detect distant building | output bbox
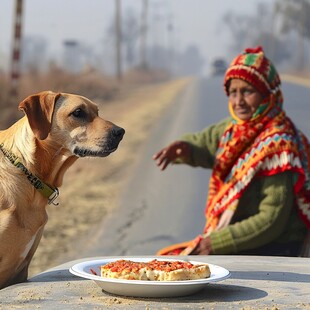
[22,35,48,72]
[62,40,83,73]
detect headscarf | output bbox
[204,46,310,235]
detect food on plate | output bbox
[100,259,211,281]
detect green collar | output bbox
[0,143,59,205]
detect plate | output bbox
[69,257,231,297]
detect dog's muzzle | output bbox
[73,126,125,157]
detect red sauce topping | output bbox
[102,259,194,273]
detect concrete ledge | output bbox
[0,256,309,309]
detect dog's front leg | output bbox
[9,228,44,287]
[4,263,29,288]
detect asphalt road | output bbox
[83,76,310,257]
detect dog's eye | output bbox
[71,108,86,118]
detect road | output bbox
[82,76,310,257]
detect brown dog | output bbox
[0,91,125,289]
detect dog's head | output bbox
[19,91,125,157]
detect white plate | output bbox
[69,257,231,297]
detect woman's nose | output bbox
[233,91,245,105]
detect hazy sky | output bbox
[0,0,273,73]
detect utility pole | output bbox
[140,0,148,69]
[10,0,23,99]
[115,0,122,81]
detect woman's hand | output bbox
[191,236,212,255]
[153,141,191,171]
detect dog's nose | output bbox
[112,126,125,139]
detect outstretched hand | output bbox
[191,236,212,255]
[153,141,191,171]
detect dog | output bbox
[0,91,125,289]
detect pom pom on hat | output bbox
[244,46,264,54]
[224,46,281,96]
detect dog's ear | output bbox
[19,91,61,140]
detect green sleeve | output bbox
[209,171,295,254]
[175,117,231,168]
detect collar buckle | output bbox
[48,188,59,206]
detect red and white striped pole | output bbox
[10,0,23,98]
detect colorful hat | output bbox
[224,46,281,96]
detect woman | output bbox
[153,46,310,257]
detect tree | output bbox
[222,2,291,66]
[275,0,310,39]
[106,6,142,72]
[275,0,310,69]
[122,8,140,67]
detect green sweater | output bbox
[178,117,307,254]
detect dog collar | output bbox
[0,143,59,205]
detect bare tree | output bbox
[222,2,290,66]
[122,9,140,67]
[106,4,142,73]
[275,0,310,68]
[276,0,310,39]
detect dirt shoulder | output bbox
[281,73,310,88]
[29,77,192,277]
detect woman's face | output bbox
[228,79,264,121]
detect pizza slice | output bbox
[100,259,211,281]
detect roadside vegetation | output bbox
[0,66,170,129]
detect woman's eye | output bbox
[71,108,85,118]
[244,89,255,96]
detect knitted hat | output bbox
[224,46,281,96]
